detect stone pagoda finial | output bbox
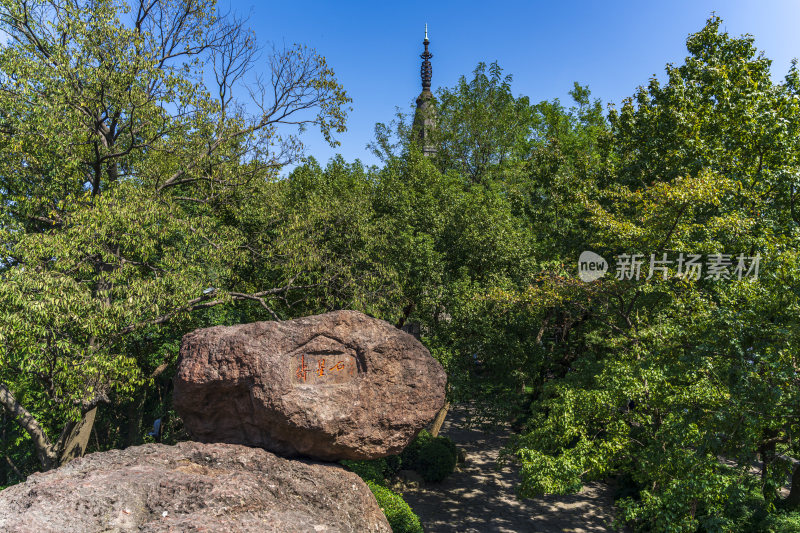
[420,24,432,93]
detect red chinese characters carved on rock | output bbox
[295,354,310,382]
[293,353,356,385]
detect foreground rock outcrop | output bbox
[0,441,391,533]
[174,310,447,461]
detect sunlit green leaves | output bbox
[510,16,800,532]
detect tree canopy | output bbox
[0,0,350,471]
[1,9,799,532]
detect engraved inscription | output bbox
[290,335,358,385]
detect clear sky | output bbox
[226,0,800,170]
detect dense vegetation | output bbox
[367,481,425,533]
[342,430,458,530]
[343,429,458,485]
[340,429,458,533]
[0,2,798,531]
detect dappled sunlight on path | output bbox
[401,406,617,533]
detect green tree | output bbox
[431,62,537,184]
[368,55,612,435]
[279,155,401,317]
[0,0,350,476]
[511,17,800,532]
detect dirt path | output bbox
[400,406,618,533]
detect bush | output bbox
[367,481,424,533]
[400,429,433,468]
[438,434,458,462]
[340,458,387,484]
[384,454,403,477]
[344,430,458,487]
[414,439,457,482]
[340,455,405,483]
[400,429,458,483]
[749,509,800,533]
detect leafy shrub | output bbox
[343,431,458,486]
[400,429,458,483]
[414,439,457,482]
[340,455,405,483]
[340,458,387,484]
[749,509,800,533]
[384,454,403,477]
[400,429,433,468]
[367,481,424,533]
[438,434,458,462]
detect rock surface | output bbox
[173,310,447,461]
[0,441,391,533]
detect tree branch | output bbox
[0,382,56,468]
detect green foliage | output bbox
[281,156,402,317]
[341,455,424,533]
[753,510,800,533]
[340,458,390,484]
[432,61,537,184]
[413,439,457,483]
[340,454,404,485]
[400,429,457,483]
[367,481,424,533]
[1,6,796,532]
[384,454,403,477]
[399,429,432,469]
[506,15,800,532]
[0,0,351,476]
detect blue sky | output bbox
[227,0,800,170]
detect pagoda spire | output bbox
[414,25,436,157]
[420,24,432,93]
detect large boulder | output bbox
[0,441,391,533]
[173,310,447,461]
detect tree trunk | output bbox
[4,454,23,480]
[760,433,779,503]
[0,382,58,469]
[57,407,97,466]
[785,462,800,510]
[429,402,450,438]
[0,382,99,471]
